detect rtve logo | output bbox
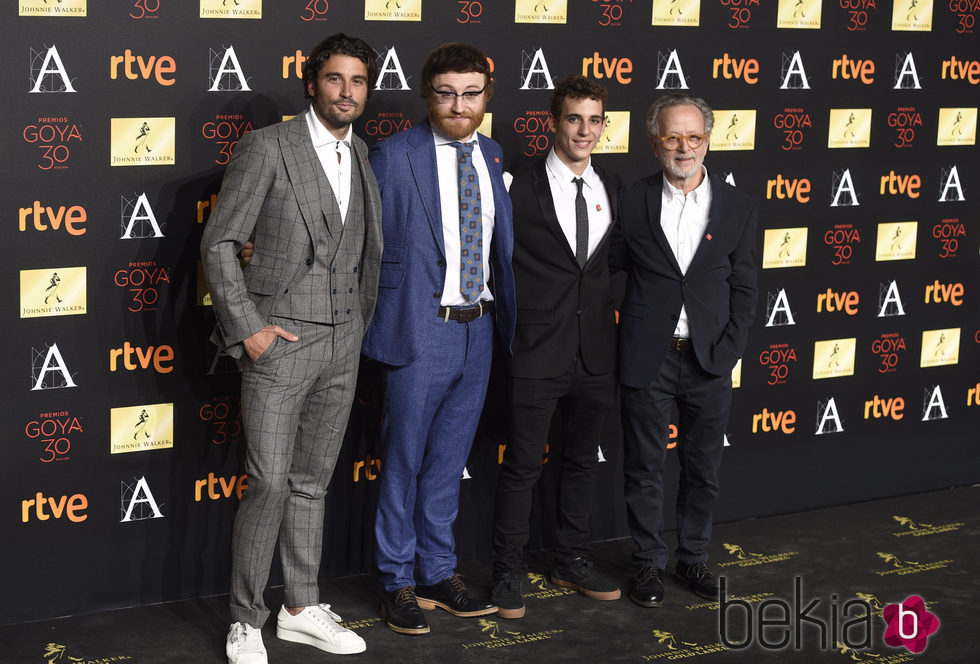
[766,174,810,203]
[197,194,218,224]
[924,280,964,306]
[109,342,175,373]
[968,382,980,407]
[109,50,176,85]
[19,201,87,236]
[354,454,382,482]
[282,50,307,79]
[581,52,633,84]
[941,56,980,84]
[751,408,796,434]
[864,394,905,421]
[21,491,88,523]
[817,288,859,315]
[880,171,921,198]
[831,54,875,84]
[712,53,759,84]
[195,473,247,501]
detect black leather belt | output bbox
[437,301,492,323]
[670,337,691,351]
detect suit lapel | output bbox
[531,162,578,266]
[281,112,331,244]
[407,120,445,256]
[646,175,683,274]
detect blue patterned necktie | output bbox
[451,141,483,303]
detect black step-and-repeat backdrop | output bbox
[3,0,977,626]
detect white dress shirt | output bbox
[433,126,496,306]
[544,149,612,261]
[660,167,712,338]
[306,105,352,223]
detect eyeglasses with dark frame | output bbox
[432,87,487,104]
[657,133,708,150]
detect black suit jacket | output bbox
[609,171,758,388]
[508,157,621,379]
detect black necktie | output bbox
[573,177,588,268]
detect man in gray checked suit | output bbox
[201,33,382,664]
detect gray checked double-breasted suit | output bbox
[201,109,382,627]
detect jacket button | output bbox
[346,309,351,314]
[437,259,446,267]
[349,288,354,293]
[576,310,582,315]
[433,291,441,299]
[331,267,336,273]
[283,288,289,294]
[305,258,312,266]
[353,266,358,273]
[332,289,337,294]
[334,310,339,315]
[682,280,689,286]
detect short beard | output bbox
[429,104,484,140]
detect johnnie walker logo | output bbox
[891,514,964,537]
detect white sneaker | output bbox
[277,604,366,655]
[226,622,268,664]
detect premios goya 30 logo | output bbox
[710,110,756,151]
[515,0,567,24]
[777,0,821,28]
[828,109,872,148]
[812,338,856,379]
[110,403,174,454]
[936,107,977,146]
[200,0,261,18]
[875,221,917,261]
[892,0,933,31]
[19,0,86,16]
[366,0,422,21]
[652,0,700,26]
[20,267,86,318]
[762,228,808,269]
[110,118,175,166]
[593,111,629,154]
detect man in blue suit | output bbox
[610,93,758,608]
[363,42,516,635]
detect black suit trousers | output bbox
[492,360,616,574]
[621,346,732,570]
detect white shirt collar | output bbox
[546,148,596,193]
[306,105,352,148]
[662,165,710,204]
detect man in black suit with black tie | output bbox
[490,76,622,619]
[610,93,758,607]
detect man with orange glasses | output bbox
[610,93,758,608]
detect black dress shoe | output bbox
[381,586,430,635]
[675,561,720,599]
[415,574,498,617]
[630,565,665,607]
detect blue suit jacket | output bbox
[609,171,758,388]
[362,118,516,366]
